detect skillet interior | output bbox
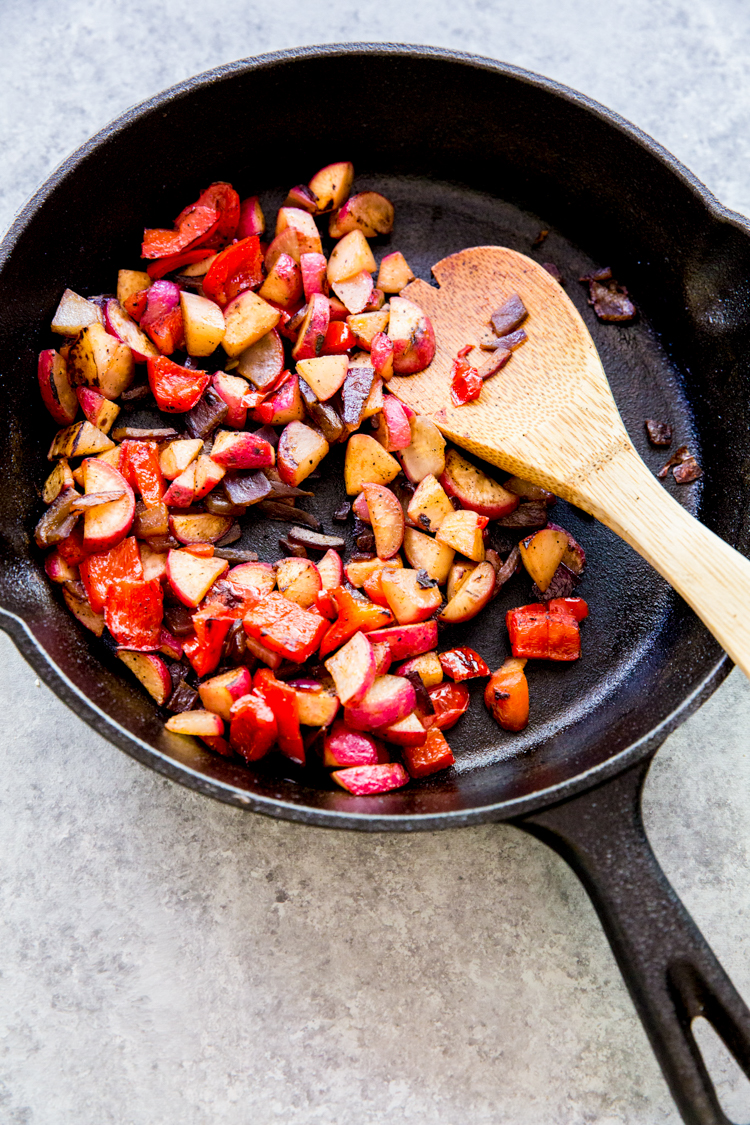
[0,45,747,828]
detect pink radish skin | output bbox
[104,299,159,362]
[343,674,416,732]
[38,349,78,425]
[366,621,438,661]
[323,722,389,767]
[199,667,253,721]
[227,561,275,598]
[331,763,409,795]
[380,397,412,450]
[316,549,343,590]
[165,710,224,737]
[352,493,371,523]
[81,459,135,553]
[300,252,328,300]
[324,631,377,706]
[117,650,172,705]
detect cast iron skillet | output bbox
[1,44,750,1124]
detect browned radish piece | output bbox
[291,292,330,362]
[178,291,225,356]
[370,397,411,453]
[258,252,303,309]
[324,631,378,707]
[436,510,487,562]
[387,296,435,375]
[518,528,568,592]
[265,228,301,271]
[165,710,225,737]
[211,372,248,429]
[308,161,354,213]
[377,252,415,294]
[362,483,404,559]
[257,375,305,426]
[192,454,227,503]
[117,270,151,306]
[317,549,344,591]
[490,293,528,337]
[323,723,387,768]
[361,375,384,421]
[51,289,103,336]
[406,474,454,533]
[379,712,427,747]
[370,332,394,381]
[227,560,276,597]
[329,192,394,238]
[238,196,265,238]
[300,252,328,301]
[43,459,75,504]
[347,308,390,351]
[402,527,455,584]
[395,651,443,687]
[371,642,392,675]
[547,523,587,576]
[139,541,168,583]
[438,561,495,624]
[440,449,519,519]
[399,415,446,483]
[344,433,400,494]
[327,230,377,285]
[344,674,416,732]
[345,555,403,587]
[67,323,134,400]
[82,458,135,553]
[366,621,438,661]
[198,666,253,721]
[117,650,172,705]
[236,328,285,389]
[296,354,348,401]
[381,568,442,625]
[277,421,329,486]
[166,549,228,607]
[275,557,322,608]
[75,387,119,435]
[222,291,280,357]
[331,271,374,315]
[104,299,159,362]
[331,762,409,794]
[163,463,197,508]
[169,513,233,544]
[62,581,105,636]
[284,184,319,213]
[292,683,340,727]
[275,207,322,256]
[38,350,78,426]
[210,430,275,469]
[503,476,556,505]
[45,549,78,584]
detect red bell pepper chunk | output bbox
[243,593,328,663]
[403,727,455,778]
[321,321,356,355]
[427,682,470,731]
[318,588,394,658]
[201,734,233,757]
[79,536,143,614]
[438,646,490,681]
[255,669,305,765]
[506,599,588,661]
[143,306,184,355]
[141,183,240,260]
[229,691,277,762]
[202,236,264,308]
[484,658,529,732]
[146,249,214,280]
[123,288,149,322]
[449,357,482,406]
[57,523,89,566]
[180,182,240,250]
[104,577,163,648]
[120,441,164,506]
[183,543,215,559]
[183,608,234,677]
[147,356,210,412]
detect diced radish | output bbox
[308,162,354,213]
[327,231,376,284]
[62,582,105,636]
[344,434,400,495]
[222,290,280,357]
[399,416,446,483]
[377,252,415,294]
[300,252,328,300]
[81,458,135,553]
[104,299,159,362]
[370,332,394,381]
[198,667,253,721]
[38,350,78,425]
[396,651,443,687]
[438,562,495,623]
[380,568,443,625]
[67,323,134,400]
[329,192,394,239]
[275,207,322,256]
[238,195,265,238]
[210,430,275,469]
[518,528,569,592]
[45,549,78,584]
[236,328,285,389]
[316,549,343,590]
[366,621,438,661]
[166,549,228,607]
[159,438,203,480]
[387,297,435,375]
[277,421,329,486]
[323,721,388,767]
[275,557,322,608]
[331,763,408,795]
[324,631,377,706]
[406,474,454,533]
[51,288,103,336]
[75,386,120,434]
[294,686,340,727]
[379,712,427,747]
[291,293,329,362]
[180,291,226,356]
[165,710,225,737]
[344,674,416,732]
[295,354,348,401]
[435,510,487,562]
[362,483,404,559]
[227,560,275,598]
[402,527,454,584]
[117,650,172,705]
[170,513,233,544]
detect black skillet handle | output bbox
[516,757,750,1125]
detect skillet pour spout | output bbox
[1,44,750,1123]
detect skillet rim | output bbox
[0,42,738,830]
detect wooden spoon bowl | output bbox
[391,247,750,677]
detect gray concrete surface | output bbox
[3,2,750,1122]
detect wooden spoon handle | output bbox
[576,445,750,678]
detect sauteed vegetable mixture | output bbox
[36,162,591,794]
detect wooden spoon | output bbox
[389,246,750,678]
